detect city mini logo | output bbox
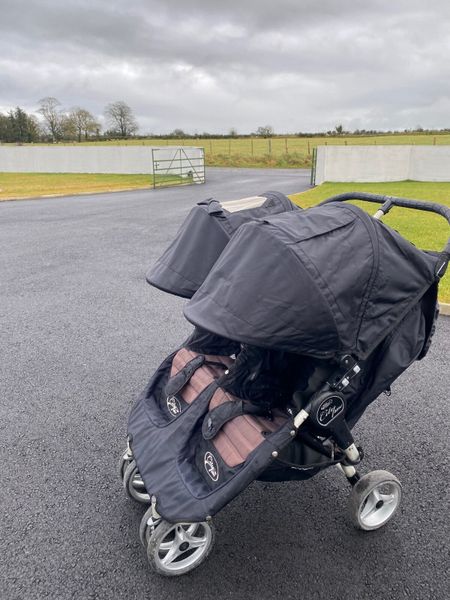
[317,396,345,426]
[204,451,219,482]
[166,395,182,417]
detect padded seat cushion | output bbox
[168,348,287,469]
[170,348,233,404]
[209,387,287,467]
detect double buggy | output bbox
[119,190,449,576]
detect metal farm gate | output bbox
[151,147,205,189]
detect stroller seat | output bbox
[169,348,233,405]
[170,347,287,467]
[208,387,287,467]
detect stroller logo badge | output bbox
[317,396,344,426]
[204,452,219,482]
[166,395,182,417]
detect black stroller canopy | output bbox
[184,202,439,360]
[147,191,297,298]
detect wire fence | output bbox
[135,134,450,157]
[14,134,450,168]
[104,135,450,168]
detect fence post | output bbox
[268,138,272,155]
[228,139,231,156]
[251,137,254,156]
[310,147,317,186]
[307,141,311,155]
[152,149,156,189]
[210,139,212,154]
[285,138,288,154]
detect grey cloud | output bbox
[0,0,449,133]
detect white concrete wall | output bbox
[314,145,450,184]
[0,146,204,174]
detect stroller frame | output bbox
[121,192,450,576]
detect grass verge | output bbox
[0,172,176,200]
[206,152,311,168]
[289,181,450,303]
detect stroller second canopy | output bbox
[184,201,440,361]
[147,191,298,298]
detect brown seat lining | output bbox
[209,388,287,468]
[170,348,233,404]
[169,348,287,468]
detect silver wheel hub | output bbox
[359,482,401,528]
[153,523,212,573]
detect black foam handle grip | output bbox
[321,192,450,254]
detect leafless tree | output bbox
[37,97,62,142]
[69,107,99,142]
[170,128,186,138]
[256,125,274,137]
[104,101,138,137]
[60,114,77,140]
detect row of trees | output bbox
[37,97,139,141]
[157,124,449,139]
[0,98,139,143]
[165,125,275,139]
[2,102,448,143]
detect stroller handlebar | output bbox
[321,192,450,255]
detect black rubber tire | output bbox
[122,459,151,504]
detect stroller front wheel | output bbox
[146,519,215,576]
[349,470,402,531]
[139,506,160,548]
[122,460,151,504]
[118,445,134,481]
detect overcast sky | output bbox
[0,0,449,134]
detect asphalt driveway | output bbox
[0,167,448,600]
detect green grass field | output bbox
[0,172,187,200]
[14,131,450,168]
[289,181,450,303]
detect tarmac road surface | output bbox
[0,167,448,600]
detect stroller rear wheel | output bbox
[122,459,151,504]
[146,519,215,576]
[349,470,402,530]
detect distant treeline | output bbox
[1,100,450,143]
[0,98,138,143]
